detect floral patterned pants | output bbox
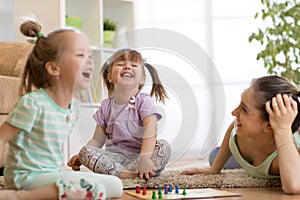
[79,139,171,177]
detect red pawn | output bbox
[136,186,140,194]
[142,186,147,195]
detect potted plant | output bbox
[249,0,300,85]
[103,18,117,48]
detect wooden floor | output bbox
[115,187,300,199]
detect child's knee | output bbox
[157,139,171,157]
[79,146,100,166]
[79,147,124,176]
[153,139,172,174]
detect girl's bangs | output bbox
[113,50,142,63]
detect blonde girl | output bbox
[0,19,122,200]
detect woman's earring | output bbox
[56,76,60,80]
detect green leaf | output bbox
[249,0,300,85]
[104,19,116,31]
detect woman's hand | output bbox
[180,167,220,175]
[266,94,298,134]
[67,154,82,171]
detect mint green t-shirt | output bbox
[229,125,300,179]
[4,88,79,189]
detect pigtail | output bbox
[100,61,114,97]
[144,63,168,103]
[19,20,43,95]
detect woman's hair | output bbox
[19,19,79,95]
[100,48,168,103]
[251,75,300,132]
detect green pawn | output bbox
[182,186,187,195]
[159,192,163,199]
[152,191,157,199]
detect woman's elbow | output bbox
[282,182,300,195]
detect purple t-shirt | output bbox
[93,92,162,155]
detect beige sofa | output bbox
[0,42,33,174]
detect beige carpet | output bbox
[0,169,281,190]
[0,158,282,190]
[121,169,281,189]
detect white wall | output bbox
[133,0,268,160]
[0,0,14,41]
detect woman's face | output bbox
[231,86,267,137]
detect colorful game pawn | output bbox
[158,186,162,196]
[159,192,163,199]
[175,185,179,194]
[136,186,140,194]
[169,184,173,192]
[164,186,168,194]
[182,186,187,195]
[142,186,147,195]
[152,191,157,199]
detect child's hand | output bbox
[180,167,220,175]
[266,94,298,134]
[67,154,82,171]
[138,154,156,180]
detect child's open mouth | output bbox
[82,69,92,78]
[121,72,133,78]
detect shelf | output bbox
[14,0,134,105]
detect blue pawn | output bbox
[169,184,173,192]
[175,185,179,194]
[164,186,168,194]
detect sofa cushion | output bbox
[0,42,33,77]
[0,75,21,114]
[0,115,8,168]
[0,42,33,170]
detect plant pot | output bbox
[66,16,82,30]
[103,30,115,48]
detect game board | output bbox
[126,188,241,199]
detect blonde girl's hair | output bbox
[100,48,168,103]
[19,19,80,95]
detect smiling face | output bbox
[231,86,268,137]
[58,32,94,92]
[107,51,145,94]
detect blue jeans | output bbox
[209,147,241,169]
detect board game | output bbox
[126,187,241,199]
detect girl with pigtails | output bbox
[68,49,171,180]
